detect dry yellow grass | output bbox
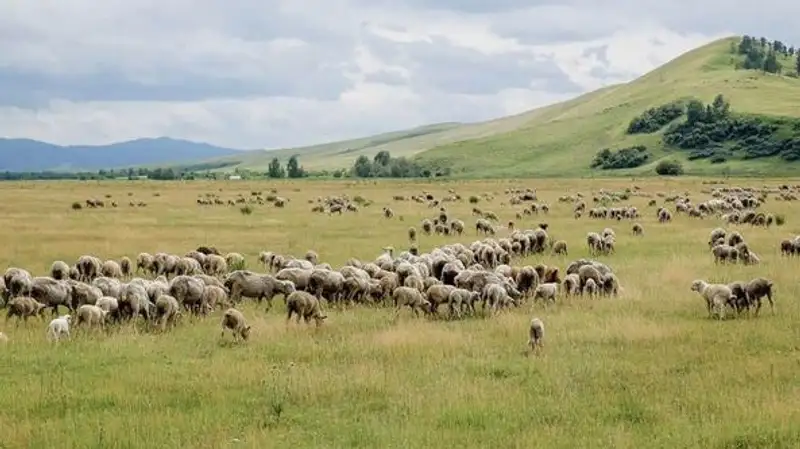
[1,177,800,448]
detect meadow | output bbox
[1,177,800,449]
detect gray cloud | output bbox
[0,0,756,149]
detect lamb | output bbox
[532,283,559,303]
[75,304,108,329]
[632,223,643,236]
[690,280,735,319]
[47,315,72,341]
[527,317,545,355]
[552,240,568,255]
[220,308,251,341]
[285,291,327,326]
[562,273,580,296]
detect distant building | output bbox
[227,175,242,180]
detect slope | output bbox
[202,87,620,172]
[414,36,800,177]
[0,137,244,172]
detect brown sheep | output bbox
[744,277,774,316]
[220,308,251,341]
[286,291,327,326]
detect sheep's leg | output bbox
[767,294,774,312]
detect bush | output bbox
[590,146,651,170]
[71,202,82,210]
[239,205,253,215]
[469,195,480,204]
[655,160,684,176]
[775,214,786,226]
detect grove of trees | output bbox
[350,151,449,178]
[734,35,800,75]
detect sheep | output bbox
[285,291,327,326]
[632,223,643,236]
[47,315,72,341]
[532,283,559,303]
[119,257,132,278]
[225,270,296,310]
[582,278,598,297]
[552,240,568,255]
[408,227,417,242]
[75,304,108,330]
[690,280,735,319]
[201,285,229,311]
[562,273,580,296]
[527,317,545,355]
[50,261,70,280]
[155,294,182,331]
[101,260,123,279]
[392,286,430,317]
[5,296,46,322]
[220,308,251,341]
[744,277,774,316]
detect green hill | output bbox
[194,35,800,178]
[414,35,800,177]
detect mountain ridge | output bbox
[0,136,244,172]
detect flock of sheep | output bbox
[3,182,797,354]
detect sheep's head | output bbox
[241,325,252,340]
[690,280,704,292]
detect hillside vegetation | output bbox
[414,36,800,178]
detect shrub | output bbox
[240,205,254,215]
[71,202,82,210]
[775,214,786,226]
[655,160,684,176]
[469,195,480,204]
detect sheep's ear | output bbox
[245,325,251,331]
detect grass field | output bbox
[2,177,800,448]
[195,36,800,179]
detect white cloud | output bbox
[0,0,780,149]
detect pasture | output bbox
[1,177,800,449]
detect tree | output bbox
[352,155,372,177]
[686,99,706,125]
[267,157,285,178]
[373,151,391,166]
[763,50,781,73]
[796,50,800,75]
[286,155,305,178]
[655,159,684,176]
[711,94,730,119]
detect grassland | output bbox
[2,177,800,448]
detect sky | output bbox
[0,1,796,150]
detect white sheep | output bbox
[532,282,559,303]
[528,317,545,355]
[47,315,72,341]
[690,280,734,319]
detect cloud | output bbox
[0,0,766,149]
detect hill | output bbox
[201,122,470,172]
[413,35,800,177]
[0,137,244,172]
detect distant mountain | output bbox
[0,137,245,172]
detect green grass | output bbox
[415,37,800,178]
[2,178,800,448]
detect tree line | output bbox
[734,35,800,76]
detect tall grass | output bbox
[1,178,799,448]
